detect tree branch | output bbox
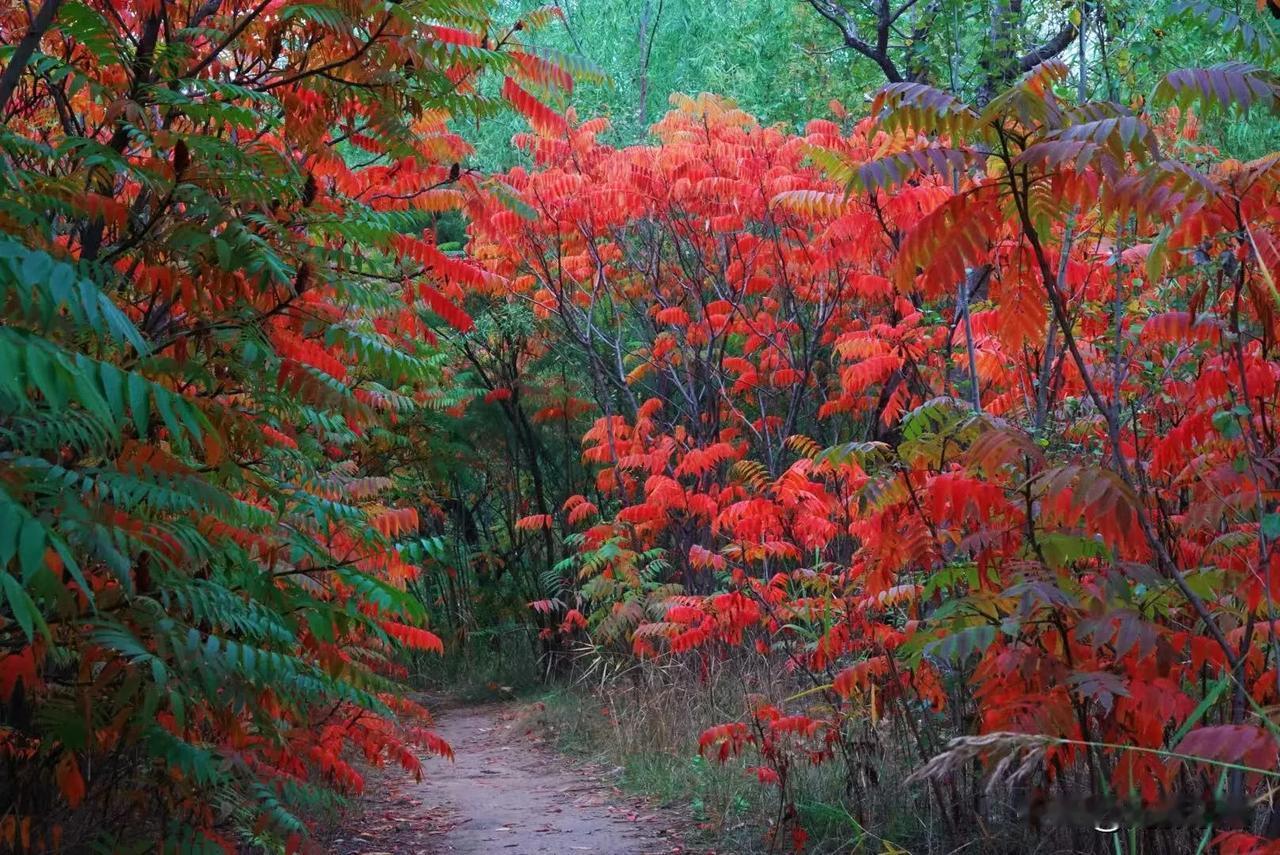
[186,0,272,78]
[0,0,63,116]
[264,15,391,91]
[1019,21,1077,72]
[805,0,903,83]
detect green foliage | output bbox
[0,0,571,847]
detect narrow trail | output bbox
[331,702,691,854]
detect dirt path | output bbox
[330,702,691,855]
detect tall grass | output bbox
[518,647,936,854]
[433,638,1258,853]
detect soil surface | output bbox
[329,701,693,854]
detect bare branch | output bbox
[805,0,904,82]
[888,0,925,26]
[1019,21,1078,72]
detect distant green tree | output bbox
[467,0,1278,164]
[797,0,1279,154]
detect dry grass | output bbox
[518,645,941,854]
[435,639,1227,853]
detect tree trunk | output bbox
[0,0,63,116]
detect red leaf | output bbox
[501,77,568,136]
[56,754,85,808]
[1176,725,1278,769]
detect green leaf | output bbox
[17,517,45,582]
[26,347,64,409]
[923,624,996,663]
[99,362,125,422]
[1170,674,1231,746]
[0,571,47,643]
[1212,410,1241,439]
[128,371,151,437]
[19,248,52,286]
[0,237,147,353]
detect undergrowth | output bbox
[409,622,546,702]
[519,652,930,854]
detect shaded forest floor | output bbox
[329,701,697,854]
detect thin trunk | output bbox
[1076,2,1088,102]
[81,11,164,261]
[960,269,983,412]
[635,0,663,128]
[1037,216,1076,430]
[636,0,651,127]
[0,0,64,116]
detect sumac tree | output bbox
[0,0,580,850]
[459,30,1280,855]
